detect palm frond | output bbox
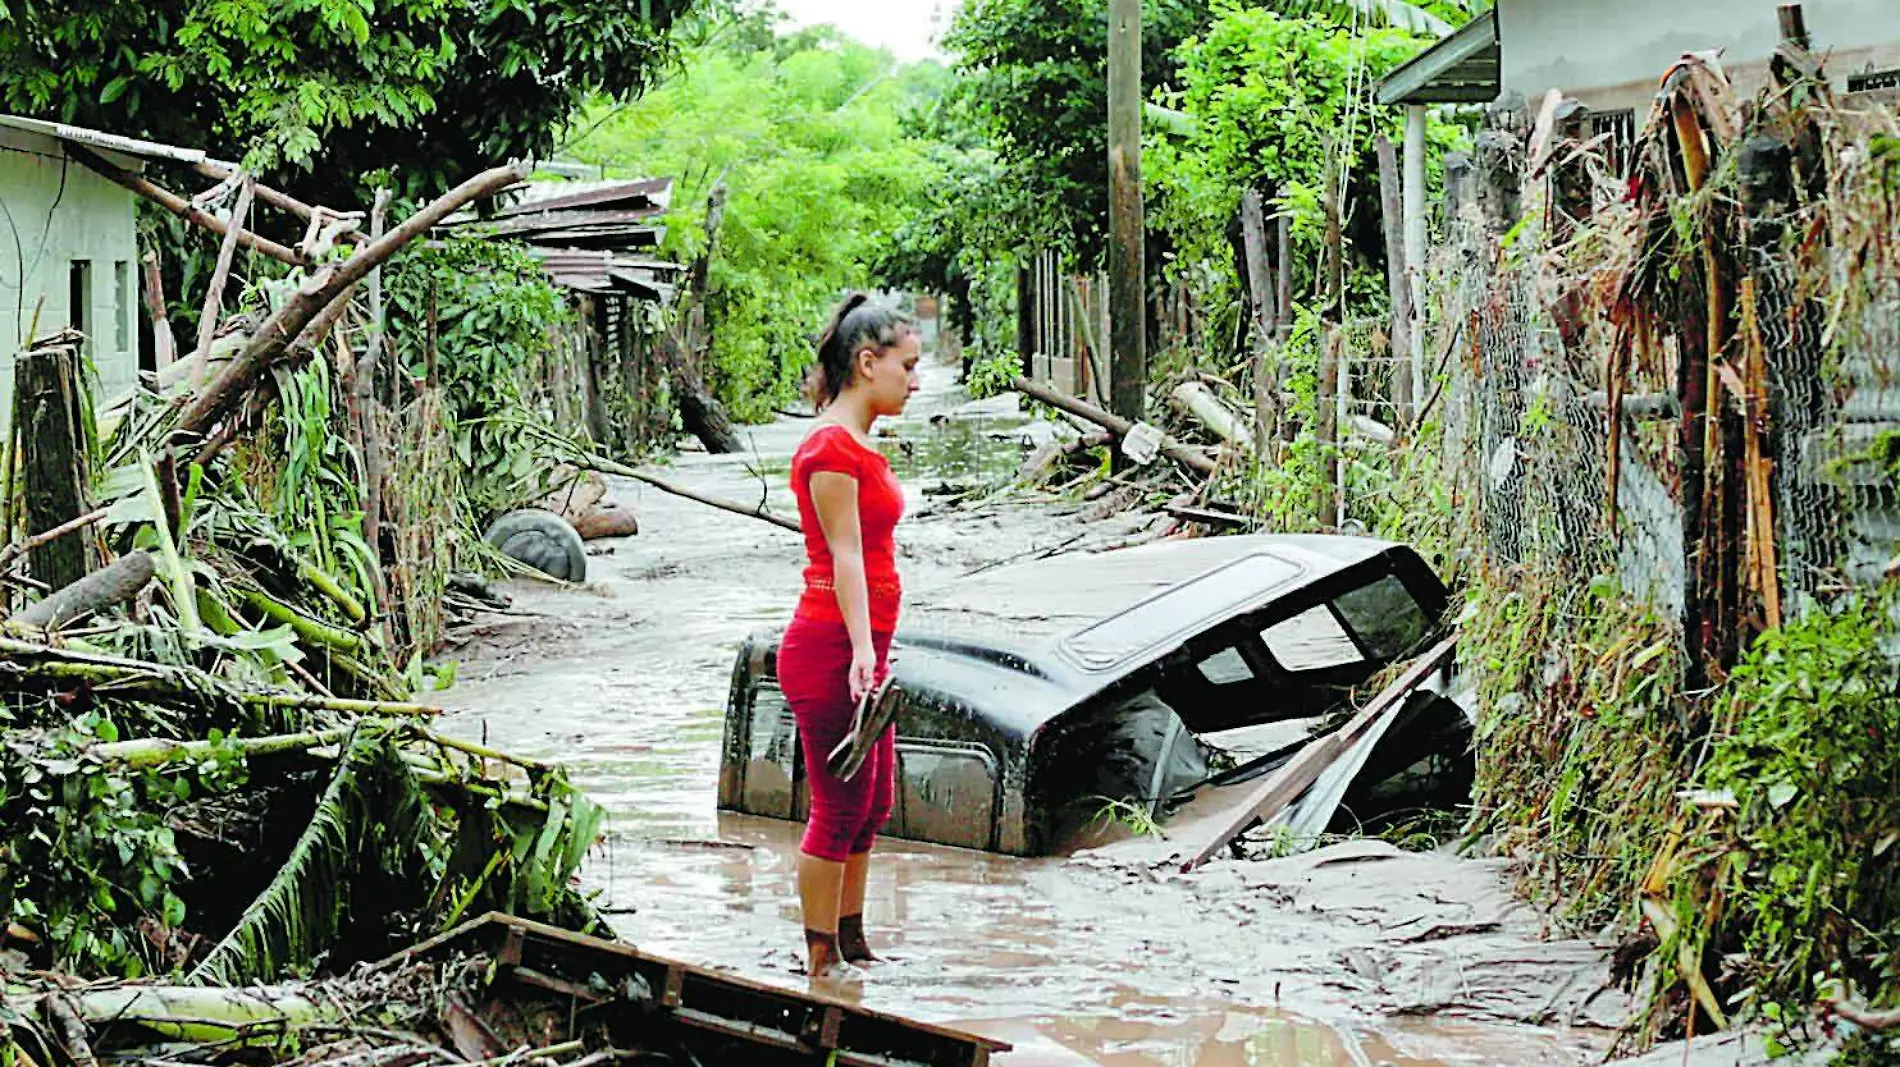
[188,727,437,985]
[1276,0,1458,38]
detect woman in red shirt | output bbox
[778,292,920,979]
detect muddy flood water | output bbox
[433,352,1633,1066]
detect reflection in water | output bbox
[965,1005,1438,1067]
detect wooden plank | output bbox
[1181,636,1459,872]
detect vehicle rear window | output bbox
[1197,647,1253,685]
[1262,606,1363,671]
[1332,575,1431,661]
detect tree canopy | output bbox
[0,0,693,205]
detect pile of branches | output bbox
[0,160,607,988]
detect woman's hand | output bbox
[848,642,878,703]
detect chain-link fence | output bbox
[1420,73,1899,657]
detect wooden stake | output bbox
[191,175,255,388]
[1240,188,1279,455]
[141,250,176,370]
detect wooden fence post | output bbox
[1378,135,1416,430]
[1240,188,1279,456]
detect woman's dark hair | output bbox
[806,292,916,409]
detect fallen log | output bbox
[11,551,156,631]
[1181,635,1458,873]
[0,507,108,573]
[1015,431,1113,484]
[1169,381,1253,453]
[1011,376,1217,476]
[174,160,531,447]
[64,145,308,268]
[570,505,639,540]
[83,726,351,770]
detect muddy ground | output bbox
[433,353,1660,1066]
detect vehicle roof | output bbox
[902,534,1398,653]
[890,534,1422,737]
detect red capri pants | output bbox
[777,616,897,862]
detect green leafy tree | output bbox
[0,0,692,204]
[563,29,944,418]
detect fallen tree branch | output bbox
[174,160,531,447]
[11,551,156,631]
[193,160,367,246]
[504,420,801,533]
[83,727,351,770]
[1825,997,1900,1031]
[1012,376,1218,476]
[64,145,308,268]
[190,174,256,388]
[0,507,109,572]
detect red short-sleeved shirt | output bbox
[791,423,905,632]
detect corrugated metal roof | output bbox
[0,113,207,163]
[493,177,673,218]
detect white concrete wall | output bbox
[1501,0,1900,112]
[0,126,142,423]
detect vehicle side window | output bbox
[1196,646,1253,685]
[1262,605,1363,672]
[1332,575,1431,661]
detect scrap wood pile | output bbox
[0,913,1011,1067]
[0,157,610,993]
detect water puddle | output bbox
[434,353,1610,1066]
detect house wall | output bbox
[0,126,141,425]
[1500,0,1900,113]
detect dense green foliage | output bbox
[563,29,947,419]
[384,236,578,521]
[0,0,691,203]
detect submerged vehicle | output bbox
[718,535,1471,856]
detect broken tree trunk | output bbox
[657,333,744,455]
[11,551,156,631]
[1240,188,1279,455]
[190,174,256,388]
[173,161,530,448]
[1012,376,1218,476]
[65,145,307,268]
[357,190,394,648]
[12,344,90,593]
[1377,135,1416,430]
[1317,328,1342,522]
[1170,381,1253,454]
[1182,636,1458,873]
[141,250,176,370]
[666,184,744,454]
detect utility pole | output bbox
[1107,0,1145,424]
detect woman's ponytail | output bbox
[805,292,915,410]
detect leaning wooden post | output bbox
[141,250,177,371]
[1107,0,1146,425]
[1239,188,1279,456]
[191,174,255,388]
[1377,135,1416,430]
[12,344,90,592]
